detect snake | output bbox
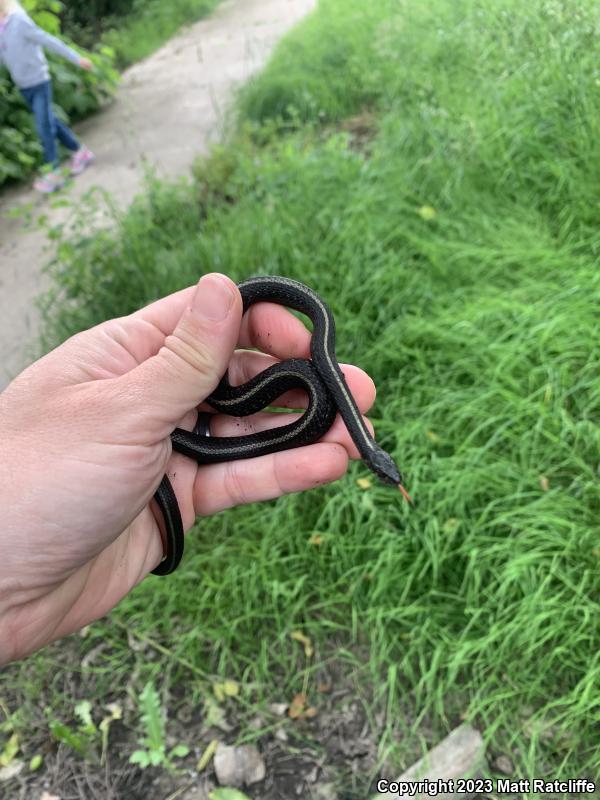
[151,275,409,576]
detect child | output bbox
[0,0,95,193]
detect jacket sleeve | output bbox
[20,15,80,64]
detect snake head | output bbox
[369,444,403,487]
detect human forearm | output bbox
[25,20,80,64]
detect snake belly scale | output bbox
[151,276,406,576]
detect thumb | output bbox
[124,273,243,428]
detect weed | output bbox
[129,683,189,770]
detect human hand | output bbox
[0,274,377,664]
[79,57,93,71]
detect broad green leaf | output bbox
[31,10,60,35]
[0,734,19,767]
[29,754,43,772]
[129,749,151,768]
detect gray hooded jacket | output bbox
[0,10,79,89]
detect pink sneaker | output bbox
[69,146,95,176]
[34,170,66,194]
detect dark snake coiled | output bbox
[152,276,403,576]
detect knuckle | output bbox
[270,454,286,497]
[223,461,251,507]
[162,323,219,378]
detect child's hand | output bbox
[79,57,93,71]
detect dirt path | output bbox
[0,0,315,390]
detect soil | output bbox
[0,0,316,391]
[1,635,419,800]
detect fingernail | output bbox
[193,274,234,321]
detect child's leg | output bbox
[20,82,58,168]
[46,80,81,153]
[54,118,81,152]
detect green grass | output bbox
[102,0,221,68]
[4,0,600,789]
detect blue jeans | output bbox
[20,80,80,168]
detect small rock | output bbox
[268,702,288,717]
[493,754,513,775]
[312,783,338,800]
[274,726,288,742]
[214,743,266,788]
[0,761,24,782]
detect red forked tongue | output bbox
[398,484,412,504]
